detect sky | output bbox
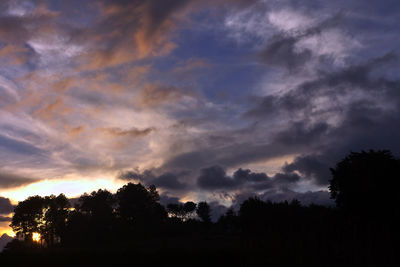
[1,0,400,235]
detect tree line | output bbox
[1,150,399,266]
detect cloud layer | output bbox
[1,0,400,211]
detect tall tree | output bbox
[43,194,70,246]
[11,196,45,241]
[11,194,70,245]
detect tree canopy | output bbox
[329,149,400,217]
[10,194,70,245]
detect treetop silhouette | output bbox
[329,149,400,217]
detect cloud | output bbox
[246,52,398,119]
[0,172,35,189]
[0,0,400,209]
[0,134,44,156]
[71,0,196,70]
[160,120,328,173]
[197,165,240,189]
[0,197,14,214]
[0,216,11,222]
[259,34,312,70]
[160,194,181,206]
[100,127,155,138]
[244,52,400,184]
[67,125,85,137]
[33,98,72,122]
[151,173,187,190]
[196,165,300,192]
[0,1,61,67]
[283,154,332,185]
[136,84,196,108]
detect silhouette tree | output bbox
[11,196,45,241]
[196,202,211,223]
[75,189,116,219]
[329,150,400,217]
[67,189,116,245]
[239,197,270,232]
[217,208,238,233]
[11,194,70,246]
[116,183,166,227]
[182,201,196,220]
[42,194,70,246]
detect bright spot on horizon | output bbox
[0,177,126,202]
[32,232,40,242]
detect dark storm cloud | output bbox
[283,154,331,185]
[259,13,343,70]
[118,169,146,181]
[0,172,34,189]
[197,165,238,189]
[151,173,187,190]
[275,121,329,146]
[259,35,312,70]
[0,134,43,156]
[160,51,400,189]
[162,119,329,173]
[196,165,300,191]
[159,194,181,207]
[0,197,14,214]
[288,100,400,185]
[250,53,400,185]
[247,52,398,118]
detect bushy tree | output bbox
[329,150,400,217]
[69,189,116,244]
[116,183,166,227]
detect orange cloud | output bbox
[51,76,75,92]
[33,98,72,122]
[67,125,86,138]
[0,44,30,65]
[100,127,155,138]
[75,0,194,71]
[136,83,196,108]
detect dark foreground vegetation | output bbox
[1,150,399,266]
